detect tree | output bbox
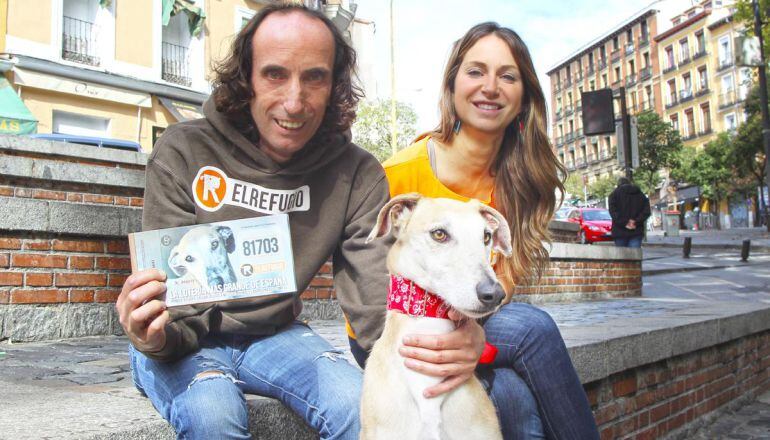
[352,99,418,162]
[635,110,683,197]
[732,86,767,225]
[588,175,617,200]
[735,1,770,58]
[676,133,736,229]
[563,173,584,202]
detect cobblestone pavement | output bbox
[691,391,770,439]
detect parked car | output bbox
[29,133,141,152]
[565,208,613,244]
[553,206,574,220]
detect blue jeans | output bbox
[130,321,362,440]
[614,235,643,248]
[484,303,599,439]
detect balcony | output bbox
[565,78,573,88]
[666,96,679,109]
[678,55,691,68]
[565,105,574,116]
[625,42,635,55]
[626,73,637,87]
[587,66,595,75]
[696,85,710,97]
[693,49,707,60]
[719,90,736,108]
[62,16,100,66]
[639,66,652,81]
[682,131,697,141]
[555,109,563,120]
[577,157,587,168]
[611,49,621,63]
[555,135,564,146]
[554,83,561,92]
[577,128,584,138]
[588,155,599,164]
[679,89,694,103]
[718,57,734,72]
[575,72,583,82]
[598,59,607,70]
[565,132,575,143]
[641,98,655,111]
[663,63,677,74]
[639,36,649,48]
[699,127,713,137]
[162,42,192,87]
[576,100,582,112]
[567,162,576,171]
[611,79,621,91]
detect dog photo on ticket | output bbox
[128,214,297,307]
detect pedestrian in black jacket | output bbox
[608,177,651,248]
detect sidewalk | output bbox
[644,226,770,250]
[1,250,769,438]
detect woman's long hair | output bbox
[210,3,361,141]
[433,22,566,286]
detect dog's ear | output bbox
[479,205,513,257]
[366,193,422,242]
[167,246,186,276]
[215,226,235,253]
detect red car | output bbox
[565,208,613,244]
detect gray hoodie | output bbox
[141,99,389,361]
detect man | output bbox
[608,177,651,248]
[116,5,389,438]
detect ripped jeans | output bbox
[129,321,362,440]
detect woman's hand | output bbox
[115,269,170,353]
[399,309,486,398]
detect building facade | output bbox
[0,0,367,152]
[547,8,662,186]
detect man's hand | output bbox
[399,309,486,398]
[116,269,170,353]
[626,219,637,230]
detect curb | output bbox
[643,242,770,253]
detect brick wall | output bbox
[0,235,130,306]
[586,330,770,439]
[514,260,642,298]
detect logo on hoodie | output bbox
[192,166,310,214]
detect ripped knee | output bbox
[188,370,240,389]
[314,349,348,363]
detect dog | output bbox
[360,193,511,440]
[168,225,237,288]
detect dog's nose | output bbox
[476,279,505,307]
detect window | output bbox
[698,66,708,90]
[679,38,690,61]
[670,114,679,131]
[718,35,732,66]
[631,91,637,111]
[235,7,256,31]
[665,46,675,68]
[602,73,608,88]
[568,92,573,106]
[668,79,677,104]
[695,31,705,53]
[685,108,695,137]
[53,111,110,137]
[162,8,194,86]
[682,73,692,98]
[701,103,711,132]
[566,65,572,79]
[589,79,595,91]
[600,46,607,62]
[739,68,751,99]
[641,20,648,40]
[592,141,599,160]
[556,97,562,112]
[614,66,621,83]
[588,52,594,66]
[722,73,734,92]
[62,0,102,66]
[643,52,650,68]
[724,113,737,130]
[629,59,636,75]
[613,36,619,50]
[627,29,633,42]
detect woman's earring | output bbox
[519,120,524,133]
[453,119,462,134]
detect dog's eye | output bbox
[211,240,219,250]
[430,229,449,242]
[185,255,194,263]
[484,231,492,245]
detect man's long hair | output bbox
[210,4,362,141]
[432,22,566,287]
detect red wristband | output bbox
[478,342,498,365]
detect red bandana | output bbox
[388,275,452,319]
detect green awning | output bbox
[0,77,37,135]
[162,0,206,38]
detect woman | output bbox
[380,23,599,439]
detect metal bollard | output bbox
[683,237,692,258]
[741,239,751,262]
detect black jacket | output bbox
[608,184,651,238]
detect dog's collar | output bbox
[388,275,451,320]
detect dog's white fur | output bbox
[360,194,512,440]
[168,225,237,287]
